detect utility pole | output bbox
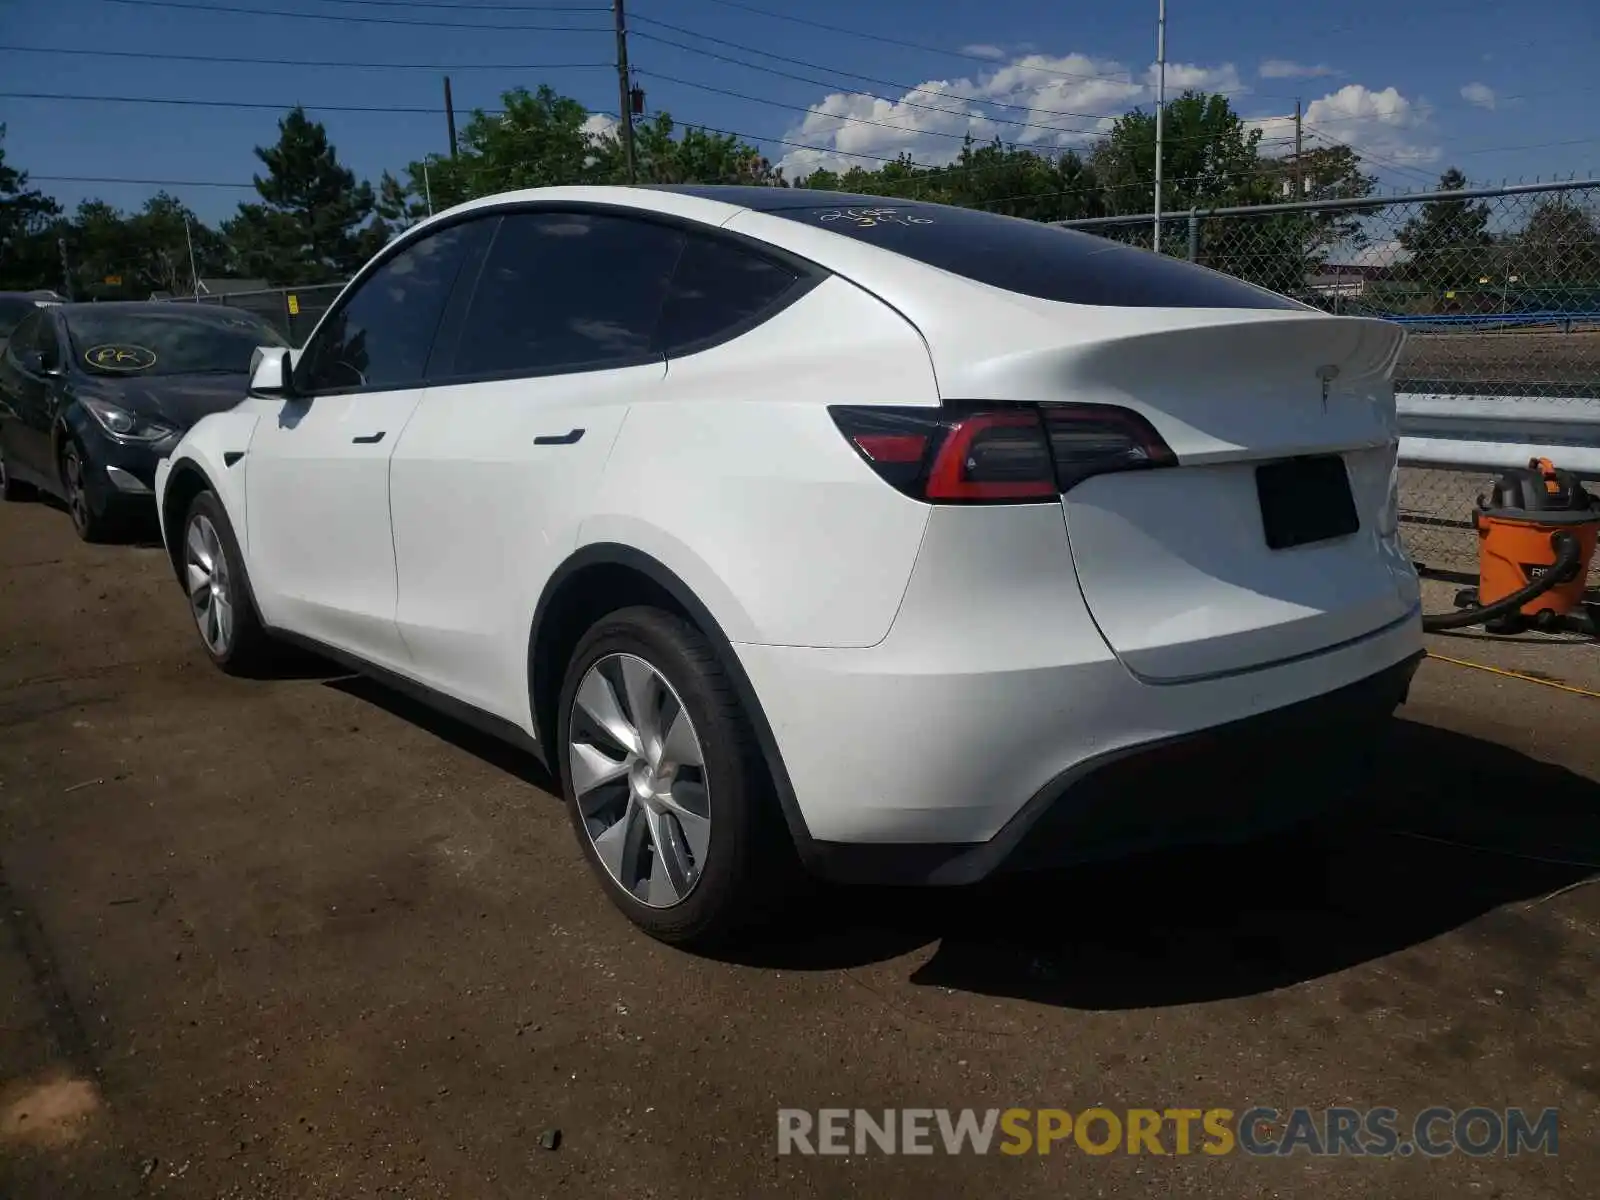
[1152,0,1167,253]
[1293,98,1303,198]
[613,0,637,184]
[443,75,458,159]
[423,160,435,216]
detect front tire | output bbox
[61,440,119,542]
[181,490,270,674]
[556,606,784,948]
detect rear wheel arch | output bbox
[526,543,813,848]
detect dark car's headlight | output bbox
[81,397,181,443]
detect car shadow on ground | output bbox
[303,670,1599,1009]
[323,673,559,792]
[726,718,1600,1008]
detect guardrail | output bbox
[1397,392,1600,479]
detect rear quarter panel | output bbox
[581,274,938,648]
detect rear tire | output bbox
[556,606,787,948]
[181,490,271,675]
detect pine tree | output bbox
[1397,167,1495,295]
[223,108,376,285]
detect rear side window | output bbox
[453,212,684,378]
[770,203,1304,310]
[654,235,804,357]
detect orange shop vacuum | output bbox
[1424,457,1600,634]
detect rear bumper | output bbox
[731,503,1425,884]
[800,649,1421,885]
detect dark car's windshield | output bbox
[0,297,39,339]
[62,307,288,376]
[769,202,1306,310]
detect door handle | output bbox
[351,431,386,444]
[534,428,585,446]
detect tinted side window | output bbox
[452,212,684,378]
[297,221,485,394]
[4,311,43,364]
[655,235,803,356]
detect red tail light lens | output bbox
[831,403,1176,504]
[1040,404,1176,491]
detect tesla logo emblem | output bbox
[1316,364,1341,412]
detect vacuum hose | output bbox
[1421,529,1582,632]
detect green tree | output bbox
[0,124,64,290]
[1202,142,1378,295]
[223,108,376,285]
[1396,167,1495,300]
[606,114,780,185]
[1091,92,1264,216]
[1506,195,1600,300]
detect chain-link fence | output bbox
[181,282,345,345]
[1059,179,1600,582]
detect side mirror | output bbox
[249,345,292,397]
[18,349,62,378]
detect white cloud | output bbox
[1329,238,1411,269]
[1259,59,1337,79]
[1460,82,1497,110]
[774,51,1439,183]
[776,51,1168,177]
[1151,61,1246,95]
[960,44,1007,60]
[582,113,618,139]
[1252,84,1440,168]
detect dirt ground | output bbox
[1,499,1597,1199]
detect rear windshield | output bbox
[770,203,1304,310]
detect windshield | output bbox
[62,307,288,376]
[0,297,38,339]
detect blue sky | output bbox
[1,0,1595,225]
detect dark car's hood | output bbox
[77,372,251,430]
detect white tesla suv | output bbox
[155,185,1424,945]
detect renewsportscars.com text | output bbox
[776,1107,1559,1158]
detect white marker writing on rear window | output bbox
[817,208,934,229]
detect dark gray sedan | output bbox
[0,301,287,541]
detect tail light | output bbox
[830,403,1175,503]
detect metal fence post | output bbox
[1187,209,1199,263]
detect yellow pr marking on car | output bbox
[84,344,157,371]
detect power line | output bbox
[635,69,1110,142]
[32,174,258,189]
[95,0,610,31]
[629,30,1129,131]
[638,0,1143,86]
[0,90,479,114]
[0,44,613,71]
[284,0,604,8]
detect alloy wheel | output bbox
[567,653,711,909]
[184,514,234,656]
[63,449,90,534]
